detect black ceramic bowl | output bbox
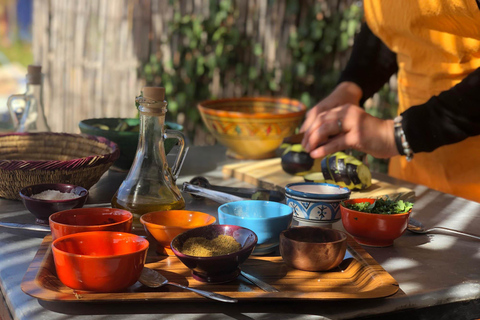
[19,183,89,225]
[171,224,257,283]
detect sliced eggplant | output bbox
[304,172,325,183]
[281,146,314,175]
[319,151,371,190]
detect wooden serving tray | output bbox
[222,158,414,198]
[21,235,399,302]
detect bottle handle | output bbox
[6,94,23,129]
[164,129,187,181]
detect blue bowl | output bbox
[285,182,351,224]
[218,200,293,255]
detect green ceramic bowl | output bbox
[79,118,183,171]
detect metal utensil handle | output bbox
[240,271,279,292]
[0,222,50,233]
[182,182,245,204]
[167,282,238,303]
[164,130,187,180]
[431,227,480,241]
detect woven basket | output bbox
[0,132,120,200]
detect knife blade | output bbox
[240,270,280,292]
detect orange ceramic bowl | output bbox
[197,97,306,159]
[49,207,133,240]
[340,198,412,247]
[140,210,216,255]
[52,231,149,292]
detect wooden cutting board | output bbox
[222,157,414,199]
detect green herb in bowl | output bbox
[342,199,413,215]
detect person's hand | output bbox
[300,81,363,132]
[301,103,399,159]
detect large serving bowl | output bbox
[19,183,89,225]
[79,118,183,171]
[280,227,347,271]
[171,224,257,283]
[140,210,216,256]
[217,200,293,255]
[49,207,133,240]
[52,231,149,292]
[197,97,306,159]
[285,182,351,225]
[340,198,412,247]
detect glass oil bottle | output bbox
[111,87,187,228]
[7,65,51,132]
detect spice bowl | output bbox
[285,182,351,225]
[340,198,412,247]
[52,231,149,292]
[49,207,133,240]
[170,224,257,283]
[217,200,293,255]
[279,226,347,271]
[19,183,89,225]
[140,210,216,256]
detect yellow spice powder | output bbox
[181,235,242,257]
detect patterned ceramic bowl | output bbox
[197,97,306,159]
[285,182,351,224]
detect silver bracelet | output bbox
[394,116,413,161]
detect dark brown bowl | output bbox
[19,183,89,225]
[279,227,347,271]
[170,224,257,283]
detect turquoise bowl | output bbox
[218,200,293,255]
[79,118,183,171]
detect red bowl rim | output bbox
[51,231,149,259]
[340,198,412,216]
[49,207,133,228]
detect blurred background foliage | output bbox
[139,0,396,172]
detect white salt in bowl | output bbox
[285,182,350,225]
[19,183,89,225]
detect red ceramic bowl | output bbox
[52,231,149,292]
[19,183,89,225]
[171,224,257,283]
[340,198,411,247]
[49,207,133,240]
[140,210,216,256]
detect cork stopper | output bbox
[142,87,165,102]
[27,65,42,85]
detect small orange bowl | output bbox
[49,207,133,240]
[140,210,216,255]
[52,231,149,292]
[340,198,412,247]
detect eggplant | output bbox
[304,172,325,183]
[320,152,371,190]
[281,145,315,175]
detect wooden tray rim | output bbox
[21,234,399,302]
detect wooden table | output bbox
[1,145,480,320]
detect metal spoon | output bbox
[139,267,238,303]
[407,217,480,240]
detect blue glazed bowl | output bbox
[218,200,293,255]
[285,182,351,224]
